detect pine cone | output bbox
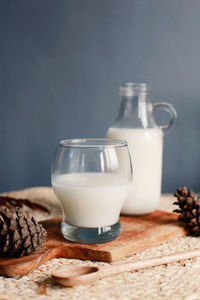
[173,186,200,236]
[0,207,47,257]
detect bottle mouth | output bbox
[120,83,151,96]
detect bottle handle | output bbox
[152,102,177,135]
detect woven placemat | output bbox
[0,188,200,300]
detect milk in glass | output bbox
[52,173,131,227]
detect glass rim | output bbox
[59,138,128,148]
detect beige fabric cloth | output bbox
[0,188,200,300]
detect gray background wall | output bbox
[0,0,200,193]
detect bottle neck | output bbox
[117,93,151,127]
[119,93,149,115]
[119,83,150,119]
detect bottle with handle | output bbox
[107,83,177,215]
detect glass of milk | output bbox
[107,83,177,215]
[51,139,132,244]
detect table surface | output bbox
[1,187,200,300]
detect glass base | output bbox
[61,220,121,244]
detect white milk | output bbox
[107,128,163,215]
[52,173,130,228]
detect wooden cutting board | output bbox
[0,210,186,277]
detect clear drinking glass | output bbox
[51,139,132,244]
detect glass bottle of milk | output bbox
[107,83,177,215]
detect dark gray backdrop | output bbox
[0,0,200,193]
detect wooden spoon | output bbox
[52,249,200,287]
